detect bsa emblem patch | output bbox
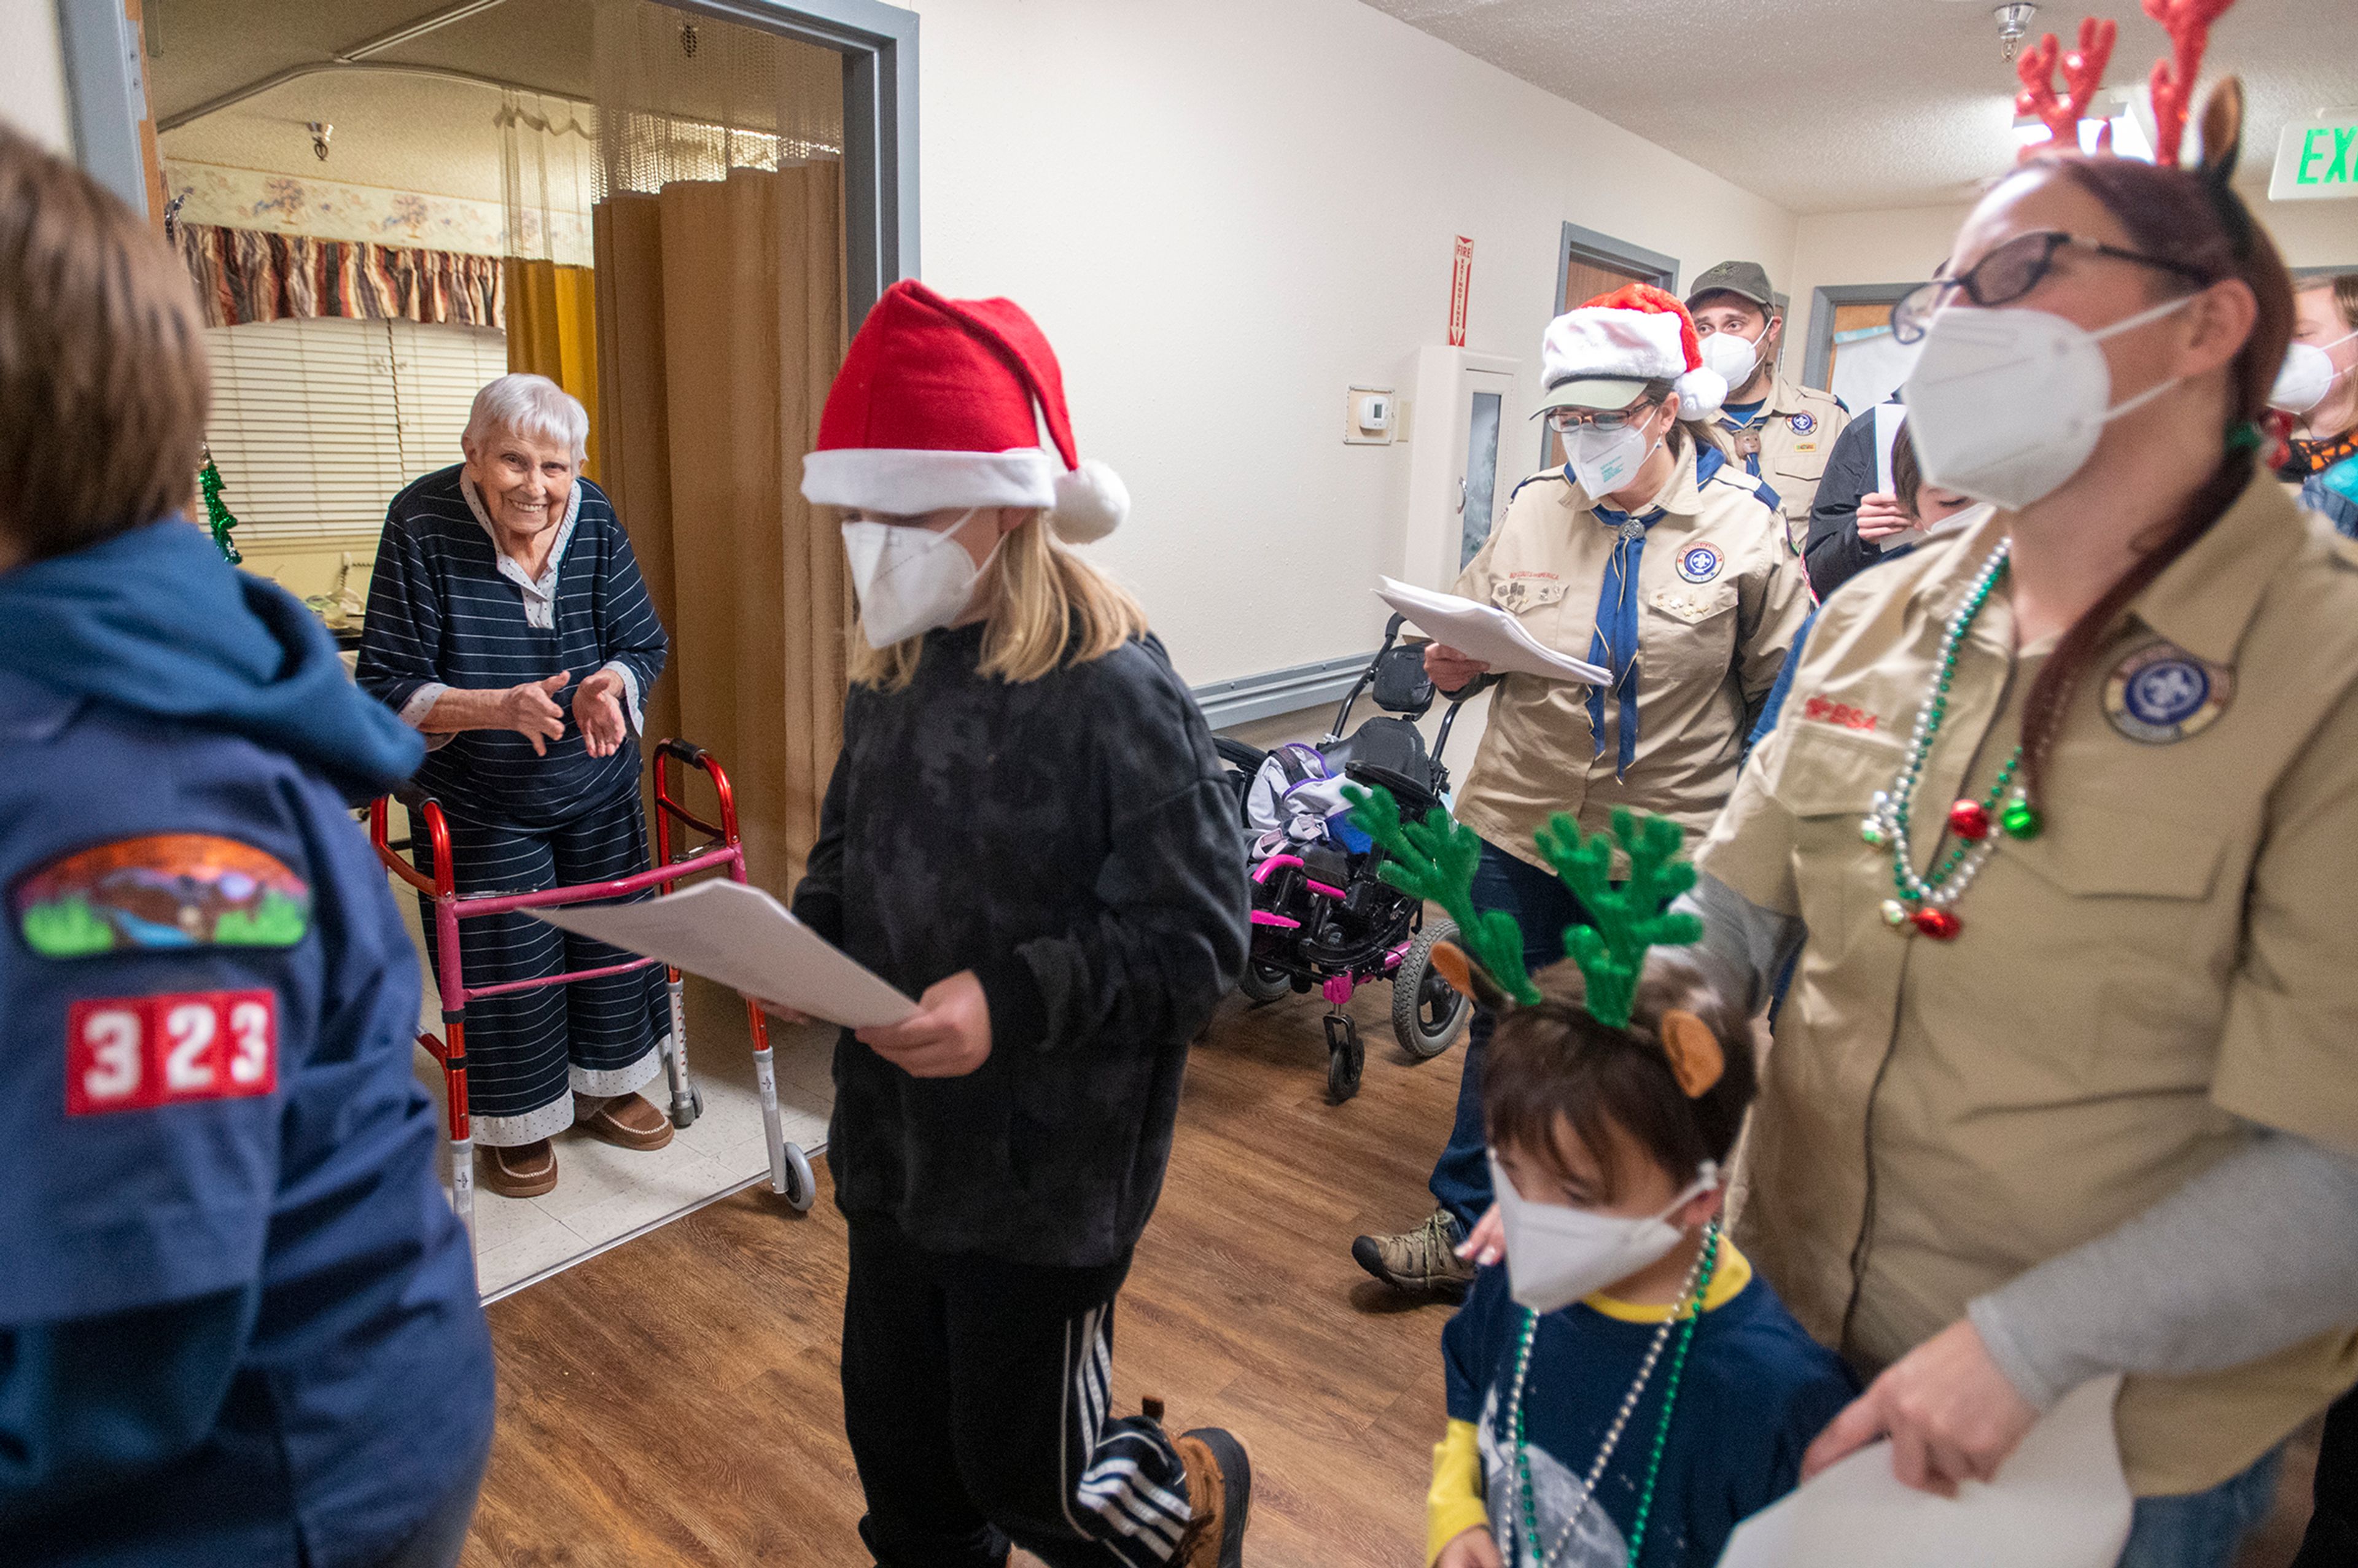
[1676,543,1724,584]
[15,835,311,959]
[2104,642,2233,744]
[1788,412,1817,435]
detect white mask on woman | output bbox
[841,508,999,648]
[1900,294,2193,511]
[1566,421,1660,500]
[1489,1153,1719,1314]
[2270,332,2358,416]
[1698,328,1763,389]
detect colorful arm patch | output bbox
[14,835,312,958]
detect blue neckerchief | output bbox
[1583,489,1667,782]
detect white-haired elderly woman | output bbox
[357,373,672,1198]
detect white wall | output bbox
[893,0,1797,688]
[0,0,72,153]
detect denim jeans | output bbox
[1426,840,1597,1233]
[2117,1447,2282,1568]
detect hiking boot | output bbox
[1352,1208,1474,1295]
[1171,1423,1251,1567]
[480,1138,558,1198]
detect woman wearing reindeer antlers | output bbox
[1643,10,2358,1563]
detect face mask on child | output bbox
[841,508,1000,648]
[1488,1152,1719,1315]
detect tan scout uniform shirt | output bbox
[1722,371,1849,557]
[1698,470,2358,1495]
[1450,441,1810,870]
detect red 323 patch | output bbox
[1802,696,1880,732]
[66,990,278,1116]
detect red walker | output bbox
[370,737,815,1264]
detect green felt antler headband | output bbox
[1344,786,1721,1093]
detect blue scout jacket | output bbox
[0,518,493,1566]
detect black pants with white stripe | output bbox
[841,1213,1193,1568]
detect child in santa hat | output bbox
[779,279,1252,1568]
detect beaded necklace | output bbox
[1501,1224,1722,1568]
[1856,541,2044,941]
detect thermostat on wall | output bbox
[1345,385,1396,445]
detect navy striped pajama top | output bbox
[356,464,668,830]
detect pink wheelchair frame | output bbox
[370,737,814,1263]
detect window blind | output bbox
[203,318,509,538]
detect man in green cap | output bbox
[1686,260,1850,559]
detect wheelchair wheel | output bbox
[1239,961,1293,1005]
[1393,918,1473,1061]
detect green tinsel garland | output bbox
[197,451,242,564]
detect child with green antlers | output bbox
[1347,786,1854,1568]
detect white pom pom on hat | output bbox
[800,280,1129,541]
[1049,458,1129,543]
[1673,366,1730,420]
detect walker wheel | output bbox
[779,1142,815,1212]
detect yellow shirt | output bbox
[1721,371,1850,557]
[1697,465,2358,1494]
[1449,441,1811,870]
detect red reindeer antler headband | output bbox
[2143,0,2236,168]
[2015,17,2119,160]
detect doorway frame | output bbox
[1543,223,1681,467]
[1802,281,1916,392]
[61,0,920,325]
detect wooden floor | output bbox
[461,980,2324,1568]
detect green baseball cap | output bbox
[1532,378,1652,415]
[1685,261,1776,312]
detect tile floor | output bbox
[392,867,836,1298]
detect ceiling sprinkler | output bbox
[1994,3,2039,63]
[307,121,332,161]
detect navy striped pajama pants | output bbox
[411,787,668,1146]
[842,1214,1194,1568]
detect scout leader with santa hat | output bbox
[1353,284,1810,1298]
[773,279,1252,1568]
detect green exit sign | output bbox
[2273,115,2358,201]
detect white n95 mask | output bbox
[1899,295,2192,511]
[1698,329,1762,388]
[2271,333,2358,415]
[1566,422,1657,499]
[841,508,998,648]
[1489,1152,1719,1315]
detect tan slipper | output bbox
[573,1090,674,1152]
[479,1138,558,1198]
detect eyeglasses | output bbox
[1546,400,1658,433]
[1890,230,2214,343]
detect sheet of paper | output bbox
[1714,1375,2131,1568]
[1874,402,1913,552]
[1376,577,1611,686]
[529,879,918,1030]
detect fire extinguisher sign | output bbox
[1449,236,1473,347]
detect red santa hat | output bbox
[800,279,1129,543]
[1536,283,1728,420]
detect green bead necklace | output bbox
[1857,541,2044,942]
[1503,1224,1722,1568]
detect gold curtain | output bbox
[593,163,847,897]
[505,258,602,483]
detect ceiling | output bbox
[1358,0,2358,212]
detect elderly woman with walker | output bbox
[357,374,672,1198]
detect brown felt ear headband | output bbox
[1657,1010,1725,1099]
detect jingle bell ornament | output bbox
[1912,908,1962,941]
[2001,800,2044,840]
[1880,899,1912,929]
[1948,800,1991,842]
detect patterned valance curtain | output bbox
[176,223,505,331]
